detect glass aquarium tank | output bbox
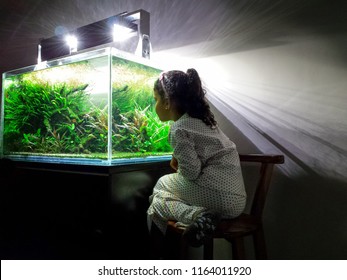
[0,47,172,165]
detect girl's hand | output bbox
[170,156,178,171]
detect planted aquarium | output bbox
[0,47,172,165]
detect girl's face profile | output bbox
[153,89,170,122]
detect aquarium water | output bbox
[0,47,172,165]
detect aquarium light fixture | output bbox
[38,9,150,61]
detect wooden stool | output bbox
[165,154,285,259]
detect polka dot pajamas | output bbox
[147,114,246,234]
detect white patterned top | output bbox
[170,113,246,196]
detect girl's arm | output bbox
[173,129,202,180]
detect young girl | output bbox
[147,68,246,249]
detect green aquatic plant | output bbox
[81,104,109,153]
[110,57,171,154]
[5,79,89,132]
[112,85,154,117]
[112,57,157,115]
[145,110,172,152]
[3,78,93,153]
[112,104,171,154]
[2,56,172,160]
[113,105,152,153]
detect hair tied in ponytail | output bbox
[186,68,196,85]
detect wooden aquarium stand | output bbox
[0,159,173,260]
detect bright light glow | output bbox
[34,61,48,70]
[65,35,78,53]
[35,44,48,70]
[113,24,136,42]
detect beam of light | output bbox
[113,24,136,42]
[193,53,347,181]
[151,42,347,181]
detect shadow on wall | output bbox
[266,171,347,260]
[209,102,347,260]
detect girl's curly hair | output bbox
[154,68,217,128]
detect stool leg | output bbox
[230,237,246,259]
[253,227,267,259]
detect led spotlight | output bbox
[65,35,78,54]
[113,24,136,42]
